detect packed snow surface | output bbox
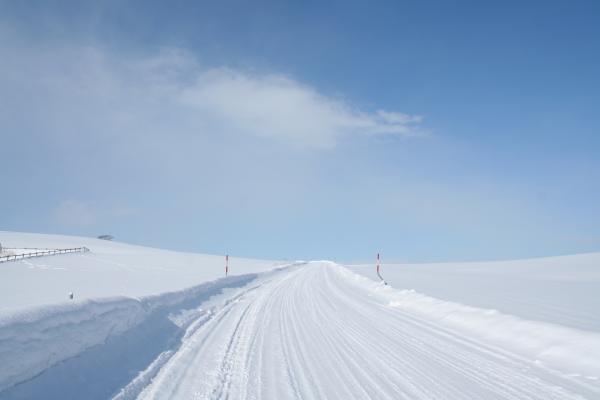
[136,262,600,400]
[1,232,599,399]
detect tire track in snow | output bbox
[136,262,598,400]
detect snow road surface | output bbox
[137,262,599,400]
[1,231,598,400]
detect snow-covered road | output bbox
[137,262,597,400]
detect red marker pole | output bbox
[225,254,229,276]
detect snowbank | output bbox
[0,297,145,392]
[337,265,600,379]
[0,274,258,393]
[0,231,293,395]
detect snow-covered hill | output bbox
[0,231,281,310]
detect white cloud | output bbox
[176,66,423,148]
[376,110,423,125]
[4,46,421,150]
[2,43,427,222]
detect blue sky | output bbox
[1,0,599,262]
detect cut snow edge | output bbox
[0,263,303,394]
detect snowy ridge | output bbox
[336,264,600,380]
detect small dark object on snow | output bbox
[69,292,74,300]
[97,235,114,241]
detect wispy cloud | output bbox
[2,45,423,150]
[176,65,423,148]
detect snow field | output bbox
[347,253,600,332]
[0,231,282,310]
[1,231,599,399]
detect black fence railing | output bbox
[0,247,90,263]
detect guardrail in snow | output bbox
[0,247,90,263]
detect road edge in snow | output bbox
[0,263,304,394]
[335,263,600,381]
